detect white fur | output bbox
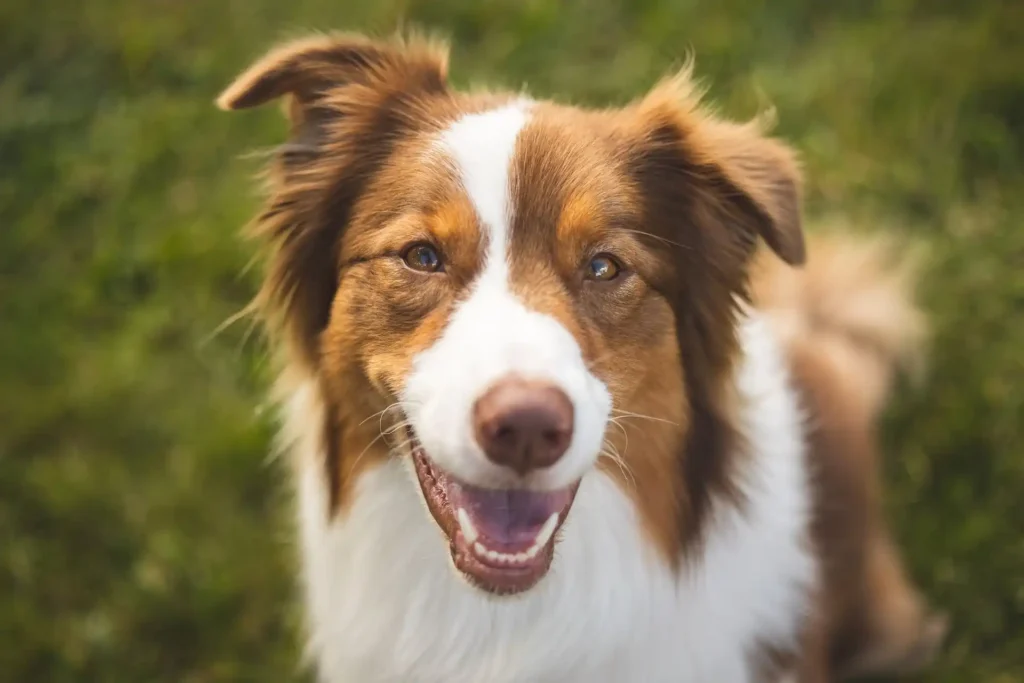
[289,310,815,683]
[403,104,611,490]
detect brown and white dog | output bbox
[218,32,947,683]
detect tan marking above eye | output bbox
[402,243,444,273]
[558,193,602,237]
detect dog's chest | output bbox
[297,460,811,683]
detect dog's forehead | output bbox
[435,100,636,252]
[512,107,639,249]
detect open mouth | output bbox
[409,430,579,595]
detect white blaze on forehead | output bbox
[403,102,611,490]
[437,101,530,265]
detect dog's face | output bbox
[220,34,804,595]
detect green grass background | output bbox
[2,0,1022,681]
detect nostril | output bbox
[542,429,566,447]
[495,425,517,441]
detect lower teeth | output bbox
[472,538,548,564]
[459,512,561,566]
[473,543,539,564]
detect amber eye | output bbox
[402,243,443,273]
[585,253,621,281]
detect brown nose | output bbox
[473,378,574,476]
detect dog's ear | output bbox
[683,115,804,266]
[628,70,805,269]
[624,67,806,382]
[217,32,450,110]
[218,33,449,161]
[217,34,451,370]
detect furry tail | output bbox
[751,230,927,421]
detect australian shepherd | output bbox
[218,32,947,683]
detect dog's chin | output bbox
[409,431,579,596]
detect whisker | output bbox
[359,405,398,427]
[602,439,622,461]
[387,437,415,454]
[348,398,424,468]
[609,409,679,427]
[348,431,390,474]
[618,228,691,251]
[358,400,421,427]
[607,418,630,456]
[350,428,418,475]
[599,443,636,490]
[383,420,411,435]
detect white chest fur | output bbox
[287,314,815,683]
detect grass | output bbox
[2,0,1022,681]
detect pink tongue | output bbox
[448,482,572,549]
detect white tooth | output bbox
[456,508,479,544]
[468,515,560,564]
[534,512,560,549]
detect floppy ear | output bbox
[217,34,450,370]
[624,68,806,385]
[218,33,449,162]
[630,71,805,269]
[217,33,450,111]
[683,115,805,266]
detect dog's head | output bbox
[220,33,804,595]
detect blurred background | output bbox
[2,1,1022,681]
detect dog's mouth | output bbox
[409,430,578,595]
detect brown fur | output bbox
[220,31,943,681]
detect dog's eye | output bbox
[585,254,621,282]
[402,243,443,273]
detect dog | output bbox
[218,32,947,683]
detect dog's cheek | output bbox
[319,282,368,392]
[358,284,455,397]
[581,286,676,402]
